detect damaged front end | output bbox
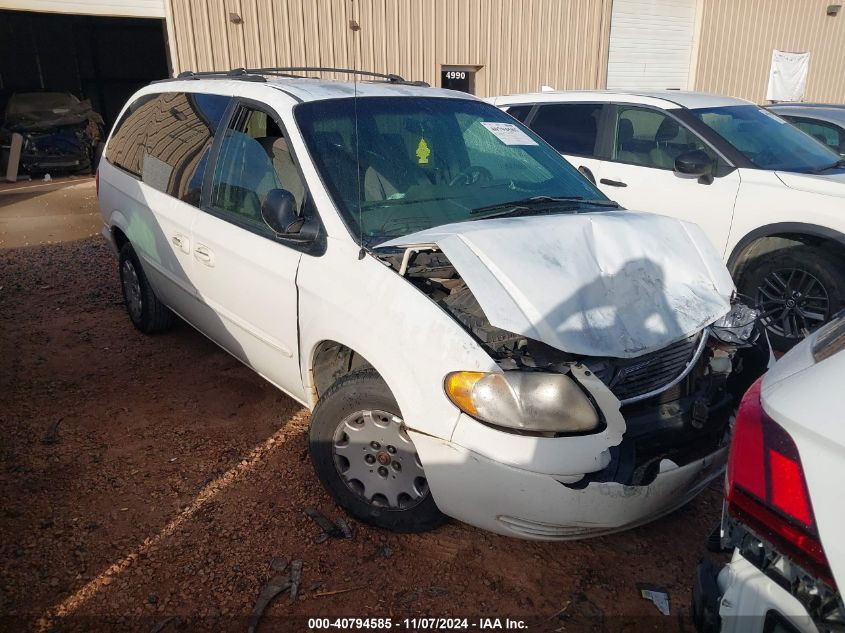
[375,217,769,489]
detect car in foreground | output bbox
[489,90,845,351]
[97,69,767,538]
[1,91,104,175]
[693,310,845,633]
[766,103,845,157]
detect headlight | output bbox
[711,302,759,344]
[443,371,599,433]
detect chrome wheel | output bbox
[121,259,143,322]
[332,409,429,510]
[757,267,829,340]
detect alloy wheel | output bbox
[756,267,829,341]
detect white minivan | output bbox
[490,91,845,351]
[97,69,767,538]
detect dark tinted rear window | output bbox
[529,103,603,156]
[106,94,158,177]
[505,105,533,122]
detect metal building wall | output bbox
[165,0,613,97]
[693,0,845,103]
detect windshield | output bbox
[295,97,608,245]
[691,105,841,172]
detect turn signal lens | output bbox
[443,371,484,417]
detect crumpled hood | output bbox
[775,170,845,198]
[379,211,734,358]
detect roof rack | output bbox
[154,67,429,87]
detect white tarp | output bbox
[766,50,810,102]
[380,212,734,358]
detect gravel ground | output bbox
[0,220,728,631]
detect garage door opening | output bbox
[606,0,697,91]
[0,10,169,130]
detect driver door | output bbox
[595,105,741,257]
[190,103,307,401]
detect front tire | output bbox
[118,242,174,334]
[738,244,845,351]
[308,369,446,533]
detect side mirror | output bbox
[261,188,303,234]
[674,149,714,182]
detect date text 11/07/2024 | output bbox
[307,618,529,630]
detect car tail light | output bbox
[95,168,100,197]
[726,378,836,587]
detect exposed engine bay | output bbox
[376,246,769,485]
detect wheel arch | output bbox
[111,225,130,251]
[307,339,377,407]
[728,223,845,276]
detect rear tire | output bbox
[737,244,845,351]
[308,369,447,533]
[118,242,174,334]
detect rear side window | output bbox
[142,92,230,204]
[106,94,159,177]
[505,105,533,122]
[529,103,603,156]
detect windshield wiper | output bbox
[808,158,845,173]
[469,195,619,217]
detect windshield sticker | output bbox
[416,138,431,164]
[480,122,538,146]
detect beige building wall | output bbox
[165,0,612,97]
[693,0,845,103]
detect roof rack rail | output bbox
[151,68,267,83]
[153,67,429,87]
[249,67,406,82]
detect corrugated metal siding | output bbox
[165,0,613,97]
[694,0,845,103]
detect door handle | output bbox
[194,244,215,267]
[171,233,190,253]
[600,178,627,187]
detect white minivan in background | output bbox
[490,91,845,351]
[97,68,767,538]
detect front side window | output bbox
[209,106,306,231]
[612,106,712,169]
[141,92,230,204]
[295,97,607,246]
[691,105,842,172]
[529,103,603,156]
[785,117,844,155]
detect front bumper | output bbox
[692,551,818,633]
[411,428,727,539]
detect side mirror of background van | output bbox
[674,150,714,183]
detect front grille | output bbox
[587,334,701,403]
